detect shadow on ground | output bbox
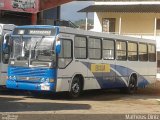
[1,86,160,102]
[0,96,91,112]
[26,87,160,101]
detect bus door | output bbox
[0,33,11,85]
[57,34,74,92]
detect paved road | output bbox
[0,86,160,120]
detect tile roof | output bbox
[78,4,160,13]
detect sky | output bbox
[60,1,94,22]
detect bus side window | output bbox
[88,37,102,59]
[139,43,148,61]
[74,36,87,59]
[148,44,156,62]
[2,33,11,64]
[103,39,115,60]
[116,40,127,60]
[128,42,138,61]
[58,39,72,68]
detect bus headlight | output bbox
[40,78,54,83]
[46,78,49,82]
[9,76,12,79]
[9,76,16,80]
[40,78,45,82]
[49,79,54,83]
[45,78,54,83]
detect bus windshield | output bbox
[11,36,56,68]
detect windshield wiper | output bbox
[29,36,45,66]
[34,36,45,50]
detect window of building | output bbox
[158,60,160,68]
[116,41,127,60]
[74,36,87,59]
[0,35,1,62]
[58,39,72,68]
[148,44,156,62]
[102,18,116,33]
[156,19,160,30]
[139,43,148,61]
[88,37,101,59]
[103,39,115,60]
[128,42,138,61]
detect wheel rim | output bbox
[72,82,80,93]
[129,76,136,91]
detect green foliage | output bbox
[74,19,94,26]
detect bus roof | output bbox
[14,25,156,44]
[59,26,156,44]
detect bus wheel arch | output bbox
[69,74,84,98]
[128,73,138,94]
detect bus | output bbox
[6,25,157,98]
[0,24,15,87]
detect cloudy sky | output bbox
[61,1,94,22]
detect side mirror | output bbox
[3,33,10,50]
[2,33,11,64]
[55,35,61,54]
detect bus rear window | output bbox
[139,43,148,61]
[128,42,138,61]
[148,44,156,62]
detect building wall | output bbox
[94,12,160,35]
[0,11,31,25]
[37,7,60,25]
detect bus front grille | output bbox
[9,67,47,77]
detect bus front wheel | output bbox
[68,77,82,98]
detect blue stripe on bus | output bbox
[82,62,149,89]
[110,64,149,88]
[137,76,149,88]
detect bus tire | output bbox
[68,77,82,98]
[127,74,137,94]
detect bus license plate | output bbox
[41,85,50,90]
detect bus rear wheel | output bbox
[68,77,82,98]
[127,75,137,94]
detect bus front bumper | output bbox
[6,80,55,91]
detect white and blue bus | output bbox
[0,24,15,87]
[6,25,157,98]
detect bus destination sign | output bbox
[13,28,55,36]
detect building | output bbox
[0,0,72,25]
[79,1,160,69]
